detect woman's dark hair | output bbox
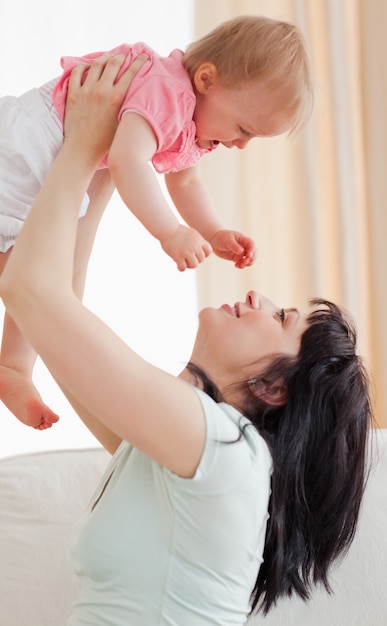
[187,298,374,615]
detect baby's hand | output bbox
[160,225,212,271]
[210,230,257,268]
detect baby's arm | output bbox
[165,168,257,268]
[108,112,211,271]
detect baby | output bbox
[0,15,314,428]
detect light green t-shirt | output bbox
[68,388,273,626]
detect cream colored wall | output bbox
[194,0,386,427]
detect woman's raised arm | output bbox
[0,55,206,476]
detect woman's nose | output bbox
[246,291,277,312]
[245,291,260,309]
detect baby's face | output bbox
[193,81,294,150]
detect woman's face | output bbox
[193,291,309,383]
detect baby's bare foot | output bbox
[0,365,60,429]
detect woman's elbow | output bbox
[0,269,23,315]
[0,261,41,322]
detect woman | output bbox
[0,56,373,625]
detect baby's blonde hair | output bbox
[183,15,315,135]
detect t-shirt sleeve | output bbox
[166,388,273,496]
[119,73,195,154]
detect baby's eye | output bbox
[278,308,286,323]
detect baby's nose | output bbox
[233,137,250,149]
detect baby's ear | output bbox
[248,378,288,407]
[193,63,218,92]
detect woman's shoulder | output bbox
[191,387,273,482]
[194,387,268,441]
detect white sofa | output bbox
[0,431,386,626]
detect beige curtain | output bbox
[194,0,386,427]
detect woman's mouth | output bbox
[222,303,240,317]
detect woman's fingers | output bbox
[113,53,148,94]
[67,53,147,96]
[64,53,147,157]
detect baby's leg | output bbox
[0,312,60,429]
[0,170,114,429]
[0,249,60,428]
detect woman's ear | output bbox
[248,378,288,407]
[193,63,218,93]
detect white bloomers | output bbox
[0,88,89,252]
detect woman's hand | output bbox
[63,53,147,165]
